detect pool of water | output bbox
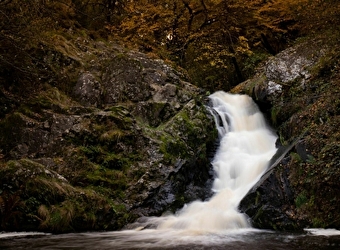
[1,229,340,250]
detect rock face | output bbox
[232,39,327,114]
[0,40,217,232]
[240,166,298,230]
[1,32,338,233]
[236,37,340,230]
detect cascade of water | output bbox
[140,91,278,234]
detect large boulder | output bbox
[231,39,327,114]
[0,40,217,232]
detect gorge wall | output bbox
[0,39,217,232]
[237,36,340,230]
[0,30,339,233]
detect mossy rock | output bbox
[0,159,128,232]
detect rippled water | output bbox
[1,229,340,249]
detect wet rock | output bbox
[240,165,305,230]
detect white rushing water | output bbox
[129,91,278,236]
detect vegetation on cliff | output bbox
[0,0,340,232]
[0,24,217,232]
[2,0,339,96]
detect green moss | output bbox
[79,145,103,161]
[15,87,77,118]
[295,192,308,208]
[243,52,270,76]
[100,129,126,143]
[34,183,123,232]
[47,203,74,232]
[102,153,130,170]
[87,168,126,185]
[255,191,261,205]
[290,152,302,163]
[253,206,264,221]
[271,106,281,126]
[0,157,126,232]
[160,135,189,163]
[38,198,95,232]
[312,217,326,228]
[310,49,339,78]
[2,159,50,180]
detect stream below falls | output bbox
[1,229,340,249]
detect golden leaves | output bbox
[235,36,252,56]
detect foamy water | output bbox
[0,232,50,238]
[120,92,278,236]
[305,228,340,236]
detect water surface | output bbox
[1,229,340,249]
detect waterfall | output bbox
[134,91,278,234]
[208,91,278,200]
[104,91,279,249]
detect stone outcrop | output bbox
[237,37,340,230]
[0,39,217,232]
[231,39,327,113]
